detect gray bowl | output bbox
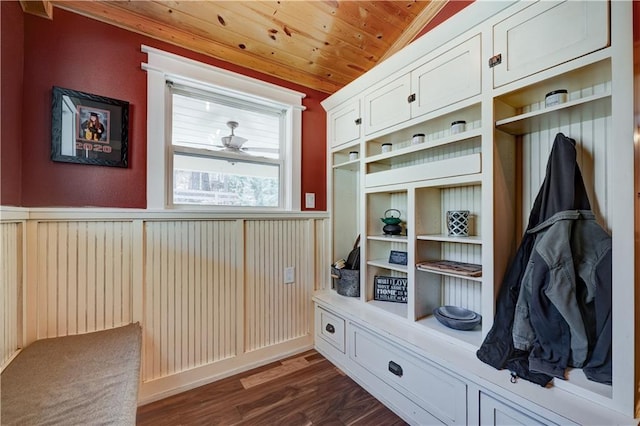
[433,306,481,331]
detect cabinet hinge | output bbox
[354,118,362,125]
[407,94,416,103]
[488,54,502,68]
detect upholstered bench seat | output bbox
[1,323,142,425]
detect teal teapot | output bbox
[381,209,403,235]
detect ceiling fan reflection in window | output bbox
[215,121,278,157]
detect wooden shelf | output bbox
[414,315,482,349]
[365,128,482,164]
[367,259,408,273]
[417,234,482,244]
[367,234,408,242]
[332,158,360,171]
[416,265,482,282]
[366,299,407,318]
[495,92,611,135]
[365,153,482,188]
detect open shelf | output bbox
[415,315,482,348]
[332,158,360,171]
[367,234,408,242]
[367,259,408,273]
[365,127,482,163]
[365,153,482,188]
[366,299,407,318]
[417,234,482,244]
[416,265,482,282]
[495,92,611,135]
[557,368,613,400]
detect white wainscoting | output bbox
[32,221,135,339]
[1,218,24,369]
[1,209,329,403]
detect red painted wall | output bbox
[15,7,328,209]
[1,2,24,206]
[413,1,475,41]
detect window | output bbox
[142,45,305,211]
[170,85,284,207]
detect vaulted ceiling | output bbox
[21,1,450,94]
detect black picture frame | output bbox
[373,275,408,303]
[388,250,408,266]
[51,86,129,167]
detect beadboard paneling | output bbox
[521,87,612,231]
[244,220,313,352]
[143,220,241,381]
[2,212,328,401]
[34,221,133,339]
[1,222,22,369]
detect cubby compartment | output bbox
[414,268,483,348]
[414,184,482,240]
[494,55,617,403]
[495,59,612,135]
[331,144,360,273]
[331,140,361,170]
[364,262,408,319]
[365,190,408,238]
[364,103,481,158]
[365,140,482,188]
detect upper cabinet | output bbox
[492,1,609,87]
[410,35,482,118]
[363,74,412,135]
[364,35,482,136]
[328,99,361,149]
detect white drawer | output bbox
[479,391,576,426]
[350,324,466,425]
[315,306,345,353]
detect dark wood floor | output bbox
[137,350,408,426]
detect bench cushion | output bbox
[1,323,141,425]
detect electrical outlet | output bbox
[305,193,315,209]
[284,267,295,284]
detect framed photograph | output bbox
[51,86,129,167]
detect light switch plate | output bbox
[284,267,295,284]
[305,193,315,209]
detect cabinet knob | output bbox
[388,360,403,377]
[325,323,335,334]
[407,94,416,103]
[354,118,362,125]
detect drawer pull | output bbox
[325,323,335,334]
[388,361,403,377]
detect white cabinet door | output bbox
[479,392,576,426]
[329,99,361,148]
[363,73,411,135]
[411,34,482,118]
[492,1,609,87]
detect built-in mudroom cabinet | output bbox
[316,1,637,425]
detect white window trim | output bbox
[141,45,306,211]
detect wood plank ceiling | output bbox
[25,1,448,94]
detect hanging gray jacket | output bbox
[512,209,612,382]
[477,133,611,386]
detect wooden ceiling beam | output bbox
[20,0,53,19]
